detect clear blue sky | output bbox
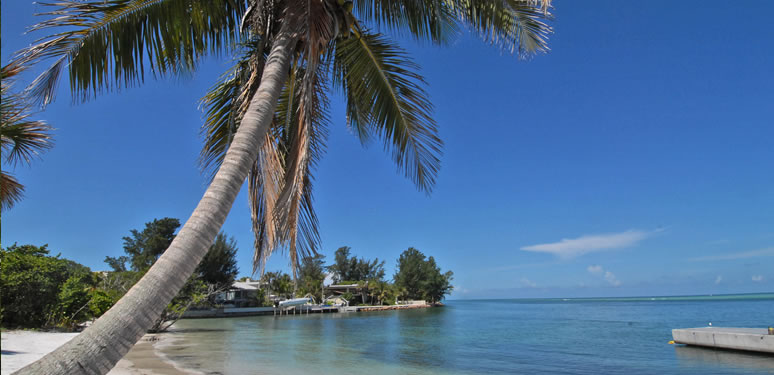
[3,1,773,299]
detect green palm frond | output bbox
[16,0,246,105]
[1,63,53,210]
[448,0,552,56]
[354,0,458,45]
[333,30,442,193]
[1,63,54,167]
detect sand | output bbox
[0,330,195,375]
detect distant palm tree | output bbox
[12,1,551,373]
[1,62,53,211]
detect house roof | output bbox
[231,281,261,290]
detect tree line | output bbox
[1,217,238,331]
[2,216,453,330]
[258,246,453,306]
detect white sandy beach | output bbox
[1,330,194,375]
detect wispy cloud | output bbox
[715,275,723,285]
[484,261,557,272]
[587,265,603,274]
[752,275,764,282]
[689,247,774,262]
[587,265,621,286]
[521,229,656,259]
[604,271,621,287]
[520,277,538,288]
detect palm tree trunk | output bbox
[15,24,297,375]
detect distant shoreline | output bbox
[447,292,774,302]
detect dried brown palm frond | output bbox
[1,172,25,211]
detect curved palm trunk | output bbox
[15,25,297,375]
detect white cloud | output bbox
[690,247,774,262]
[604,271,622,287]
[586,265,621,286]
[752,275,764,282]
[520,277,537,288]
[715,275,723,285]
[521,229,655,259]
[587,265,603,274]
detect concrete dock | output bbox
[672,327,774,354]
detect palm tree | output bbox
[1,62,53,211]
[12,1,551,373]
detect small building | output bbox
[216,279,265,307]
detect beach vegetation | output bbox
[197,233,240,292]
[121,217,181,272]
[10,0,551,371]
[0,244,94,329]
[95,220,241,330]
[296,253,327,301]
[394,248,453,303]
[261,271,294,300]
[328,246,386,284]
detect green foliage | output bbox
[122,217,180,271]
[261,271,294,299]
[99,222,240,330]
[393,247,427,299]
[0,244,94,328]
[394,247,453,303]
[50,272,98,328]
[252,288,272,307]
[103,255,129,272]
[327,246,385,284]
[88,290,114,317]
[297,254,326,301]
[195,232,239,290]
[423,257,454,304]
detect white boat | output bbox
[278,298,311,309]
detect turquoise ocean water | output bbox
[160,293,774,374]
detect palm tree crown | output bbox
[15,0,552,285]
[10,1,552,373]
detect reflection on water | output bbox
[159,296,774,375]
[675,346,774,372]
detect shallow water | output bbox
[161,294,774,374]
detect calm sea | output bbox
[160,293,774,374]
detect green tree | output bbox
[103,255,129,272]
[94,226,239,328]
[328,246,354,283]
[0,62,53,211]
[261,271,294,299]
[423,256,454,304]
[328,246,385,283]
[393,247,428,299]
[122,218,180,271]
[393,248,453,302]
[50,272,99,328]
[0,244,93,328]
[195,232,239,291]
[13,1,551,372]
[297,253,326,301]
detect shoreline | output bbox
[0,330,194,375]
